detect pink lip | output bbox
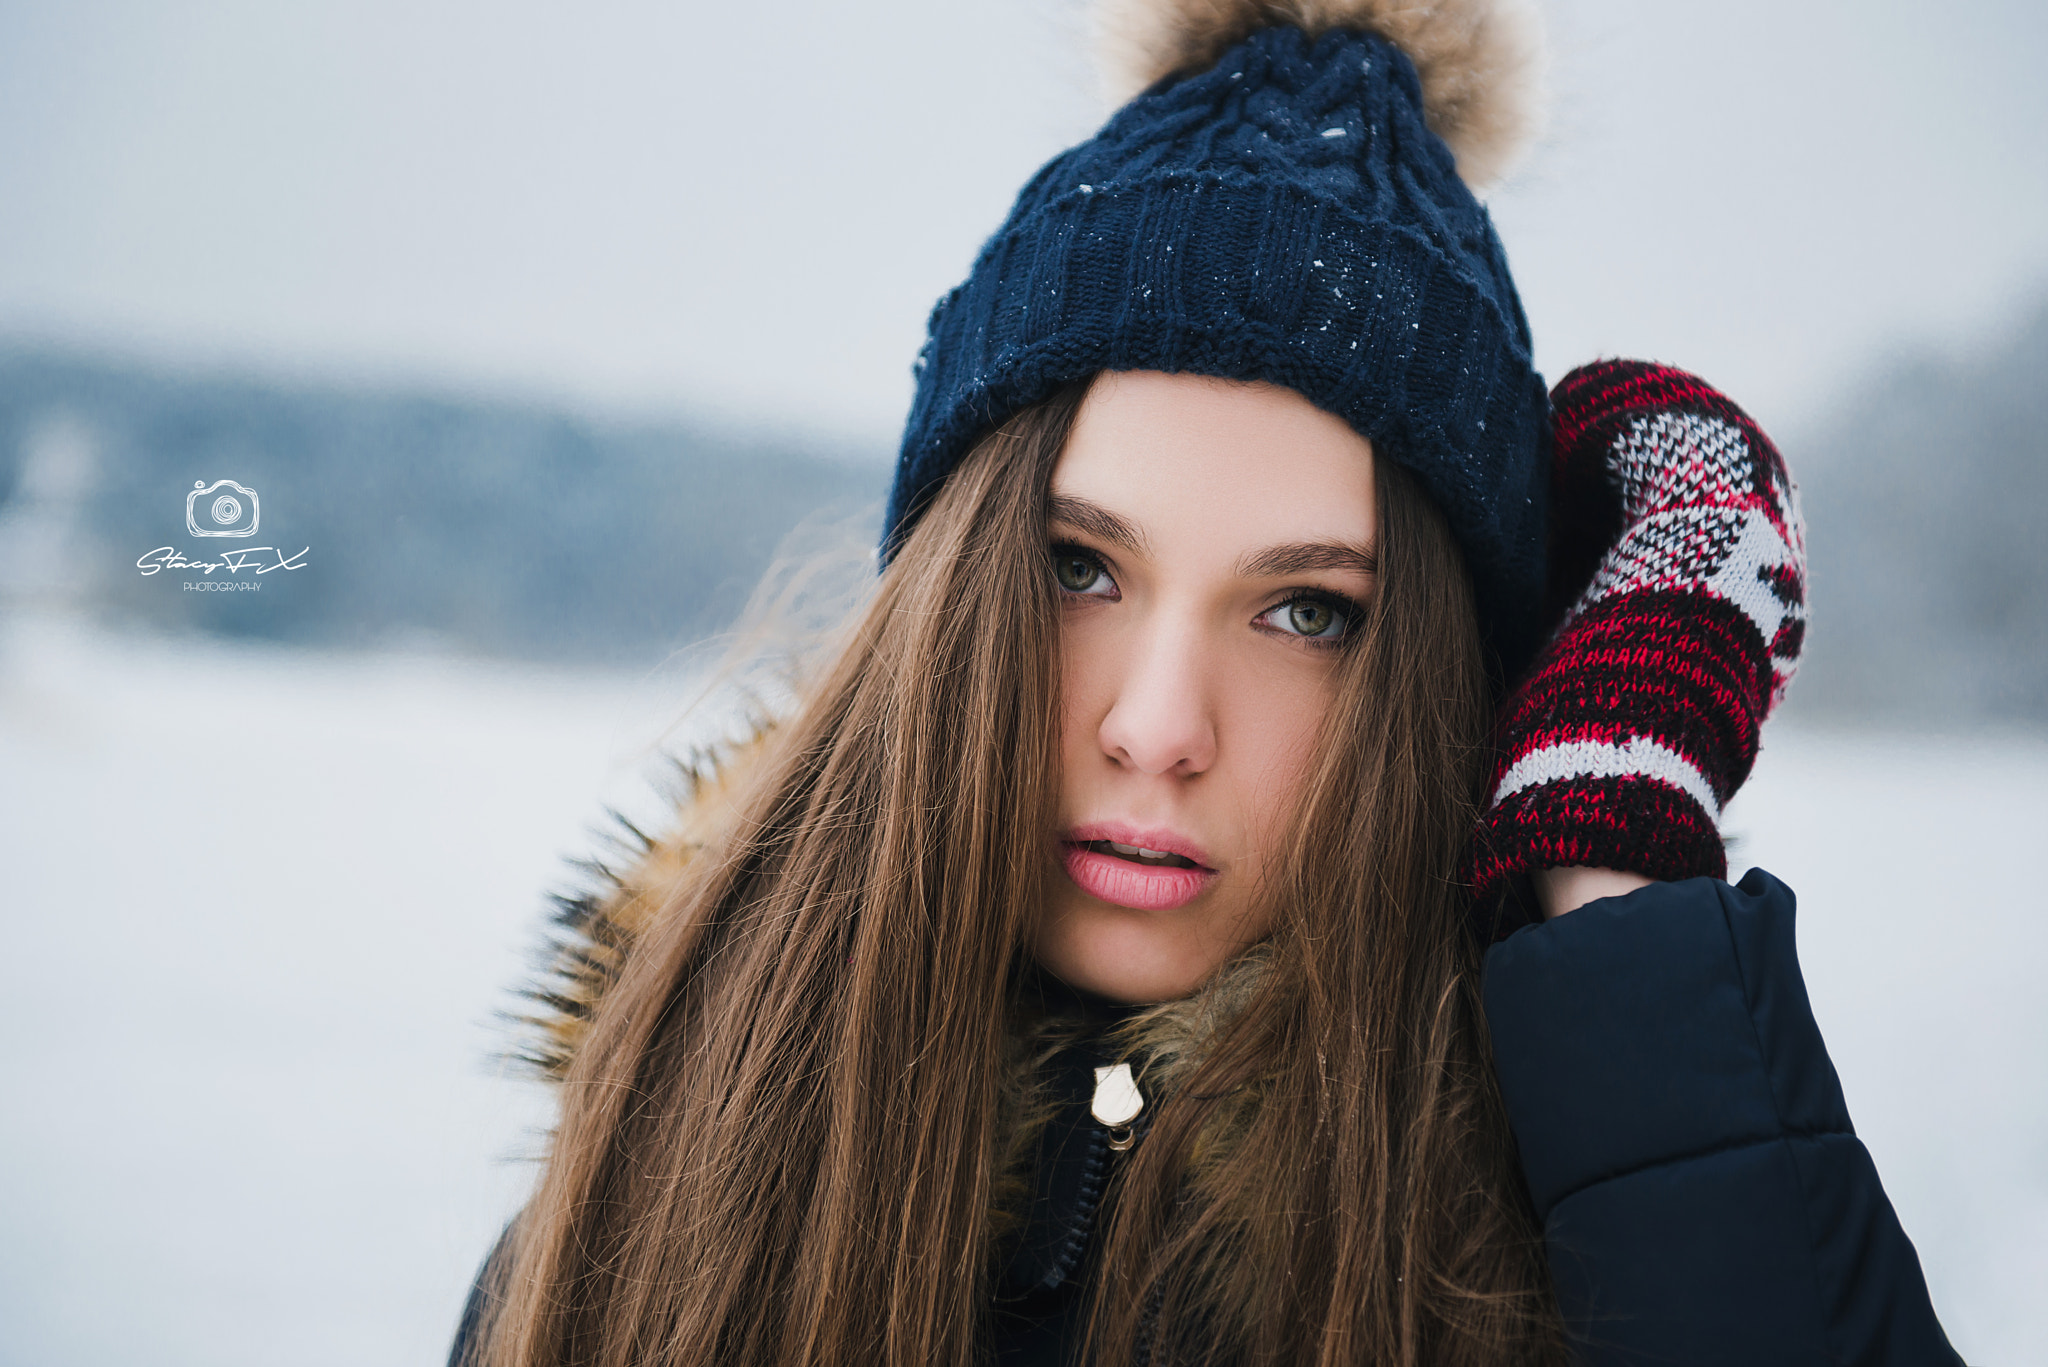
[1060,821,1219,912]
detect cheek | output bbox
[1055,617,1113,765]
[1221,671,1336,869]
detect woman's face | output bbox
[1037,371,1379,1003]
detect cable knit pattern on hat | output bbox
[886,20,1553,673]
[1468,361,1808,925]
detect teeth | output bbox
[1097,840,1196,873]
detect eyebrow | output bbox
[1047,494,1150,557]
[1048,492,1376,582]
[1235,540,1378,581]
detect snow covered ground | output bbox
[0,615,2040,1365]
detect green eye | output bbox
[1053,552,1106,594]
[1260,593,1354,645]
[1287,600,1338,637]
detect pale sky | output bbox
[1,0,2043,448]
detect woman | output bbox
[454,2,1958,1363]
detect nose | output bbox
[1096,618,1218,778]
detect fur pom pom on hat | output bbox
[886,0,1554,674]
[1095,0,1547,189]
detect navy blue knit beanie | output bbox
[885,1,1550,673]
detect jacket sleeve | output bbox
[1482,869,1962,1367]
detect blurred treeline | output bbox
[1792,304,2048,724]
[0,348,887,663]
[1,307,2043,723]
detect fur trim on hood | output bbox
[1093,0,1548,188]
[514,731,776,1083]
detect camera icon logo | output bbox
[187,479,260,538]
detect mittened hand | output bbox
[1467,361,1807,923]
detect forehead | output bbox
[1051,371,1376,554]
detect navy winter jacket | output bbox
[450,870,1960,1366]
[1483,869,1959,1365]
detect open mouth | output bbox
[1059,830,1217,911]
[1076,839,1203,870]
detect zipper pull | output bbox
[1092,1062,1145,1152]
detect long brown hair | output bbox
[476,380,1562,1367]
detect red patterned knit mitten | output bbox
[1468,361,1807,914]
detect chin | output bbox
[1033,904,1236,1004]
